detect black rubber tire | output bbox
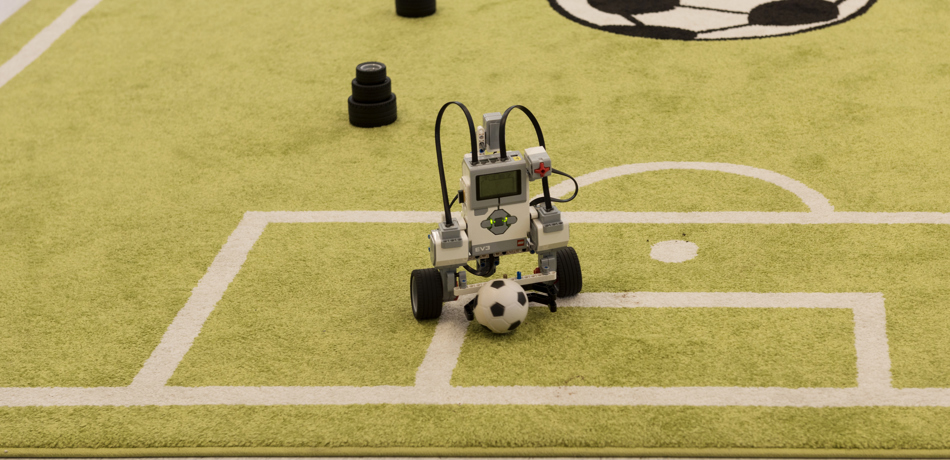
[355,62,387,85]
[396,0,436,17]
[411,268,443,320]
[348,93,397,128]
[351,77,392,103]
[555,246,582,297]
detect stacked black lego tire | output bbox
[348,62,397,128]
[396,0,436,17]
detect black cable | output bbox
[448,192,458,209]
[498,105,545,162]
[434,102,478,226]
[529,168,579,207]
[497,105,553,210]
[462,264,481,275]
[540,176,553,211]
[462,254,497,277]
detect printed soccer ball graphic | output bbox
[548,0,876,40]
[474,279,529,334]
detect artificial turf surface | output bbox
[2,0,950,454]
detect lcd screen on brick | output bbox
[476,170,521,201]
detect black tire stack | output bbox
[348,62,397,128]
[396,0,436,17]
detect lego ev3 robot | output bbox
[410,101,582,321]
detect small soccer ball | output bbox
[473,279,529,334]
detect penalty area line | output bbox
[133,209,948,391]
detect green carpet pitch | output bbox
[1,0,950,454]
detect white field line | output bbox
[414,298,469,391]
[257,210,950,225]
[0,291,910,407]
[6,164,950,407]
[544,162,836,214]
[129,212,269,389]
[0,0,100,90]
[559,292,892,391]
[414,292,892,397]
[6,385,950,407]
[0,0,31,26]
[26,208,946,407]
[852,297,892,391]
[132,209,950,390]
[563,211,950,225]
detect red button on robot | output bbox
[534,161,551,178]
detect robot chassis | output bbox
[410,101,582,321]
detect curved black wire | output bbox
[528,168,579,207]
[497,105,554,210]
[434,101,478,226]
[462,254,497,277]
[498,105,545,161]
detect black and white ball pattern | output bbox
[548,0,876,40]
[473,279,529,334]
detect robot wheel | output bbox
[410,268,443,320]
